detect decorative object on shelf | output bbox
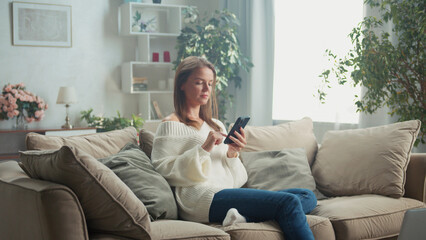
[56,86,77,129]
[158,80,166,90]
[317,0,425,146]
[132,10,156,33]
[80,108,144,132]
[168,77,174,91]
[0,83,48,129]
[175,7,253,121]
[12,2,72,47]
[163,51,171,62]
[152,0,161,4]
[151,101,163,119]
[152,52,159,62]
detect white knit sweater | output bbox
[151,119,248,222]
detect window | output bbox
[273,0,363,123]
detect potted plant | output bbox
[318,0,425,145]
[174,7,253,121]
[81,108,144,132]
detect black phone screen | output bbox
[224,116,250,144]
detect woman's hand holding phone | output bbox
[226,127,247,158]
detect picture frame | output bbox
[12,2,72,47]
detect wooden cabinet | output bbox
[118,2,189,121]
[0,127,96,161]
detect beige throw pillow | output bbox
[25,127,138,159]
[312,120,421,198]
[20,145,152,239]
[241,117,318,166]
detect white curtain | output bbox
[221,0,275,127]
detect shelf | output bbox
[119,3,190,122]
[119,2,187,36]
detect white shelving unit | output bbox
[119,2,188,121]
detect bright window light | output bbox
[273,0,363,123]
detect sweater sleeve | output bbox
[151,122,212,187]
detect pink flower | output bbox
[4,86,12,92]
[7,112,14,118]
[2,106,7,112]
[13,110,19,116]
[45,103,48,110]
[18,83,25,88]
[8,97,16,104]
[26,117,35,123]
[35,110,43,118]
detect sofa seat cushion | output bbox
[311,194,426,240]
[151,220,230,240]
[208,215,335,240]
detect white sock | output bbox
[222,208,247,226]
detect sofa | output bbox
[0,117,425,240]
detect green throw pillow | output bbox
[241,148,325,200]
[98,143,178,220]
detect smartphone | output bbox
[224,116,250,144]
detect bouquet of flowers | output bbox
[0,83,48,123]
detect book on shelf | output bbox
[152,100,163,119]
[133,77,148,91]
[133,83,147,91]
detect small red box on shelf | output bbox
[163,51,170,62]
[152,52,159,62]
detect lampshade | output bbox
[56,87,77,104]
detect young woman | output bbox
[151,56,317,240]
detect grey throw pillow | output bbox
[241,148,325,199]
[98,143,178,220]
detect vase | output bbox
[13,115,28,130]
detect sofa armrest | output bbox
[404,153,426,203]
[0,161,89,240]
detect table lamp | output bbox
[56,86,77,129]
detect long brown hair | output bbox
[174,56,220,131]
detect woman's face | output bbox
[180,67,214,107]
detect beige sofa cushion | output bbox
[241,117,318,166]
[208,215,335,240]
[312,120,421,198]
[151,220,230,240]
[311,194,426,240]
[139,128,155,158]
[20,146,152,240]
[26,127,137,159]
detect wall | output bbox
[0,0,219,130]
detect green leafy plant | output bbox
[175,7,253,121]
[80,108,144,132]
[318,0,425,145]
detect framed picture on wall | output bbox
[12,2,72,47]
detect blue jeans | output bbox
[209,188,317,240]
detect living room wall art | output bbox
[12,2,72,47]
